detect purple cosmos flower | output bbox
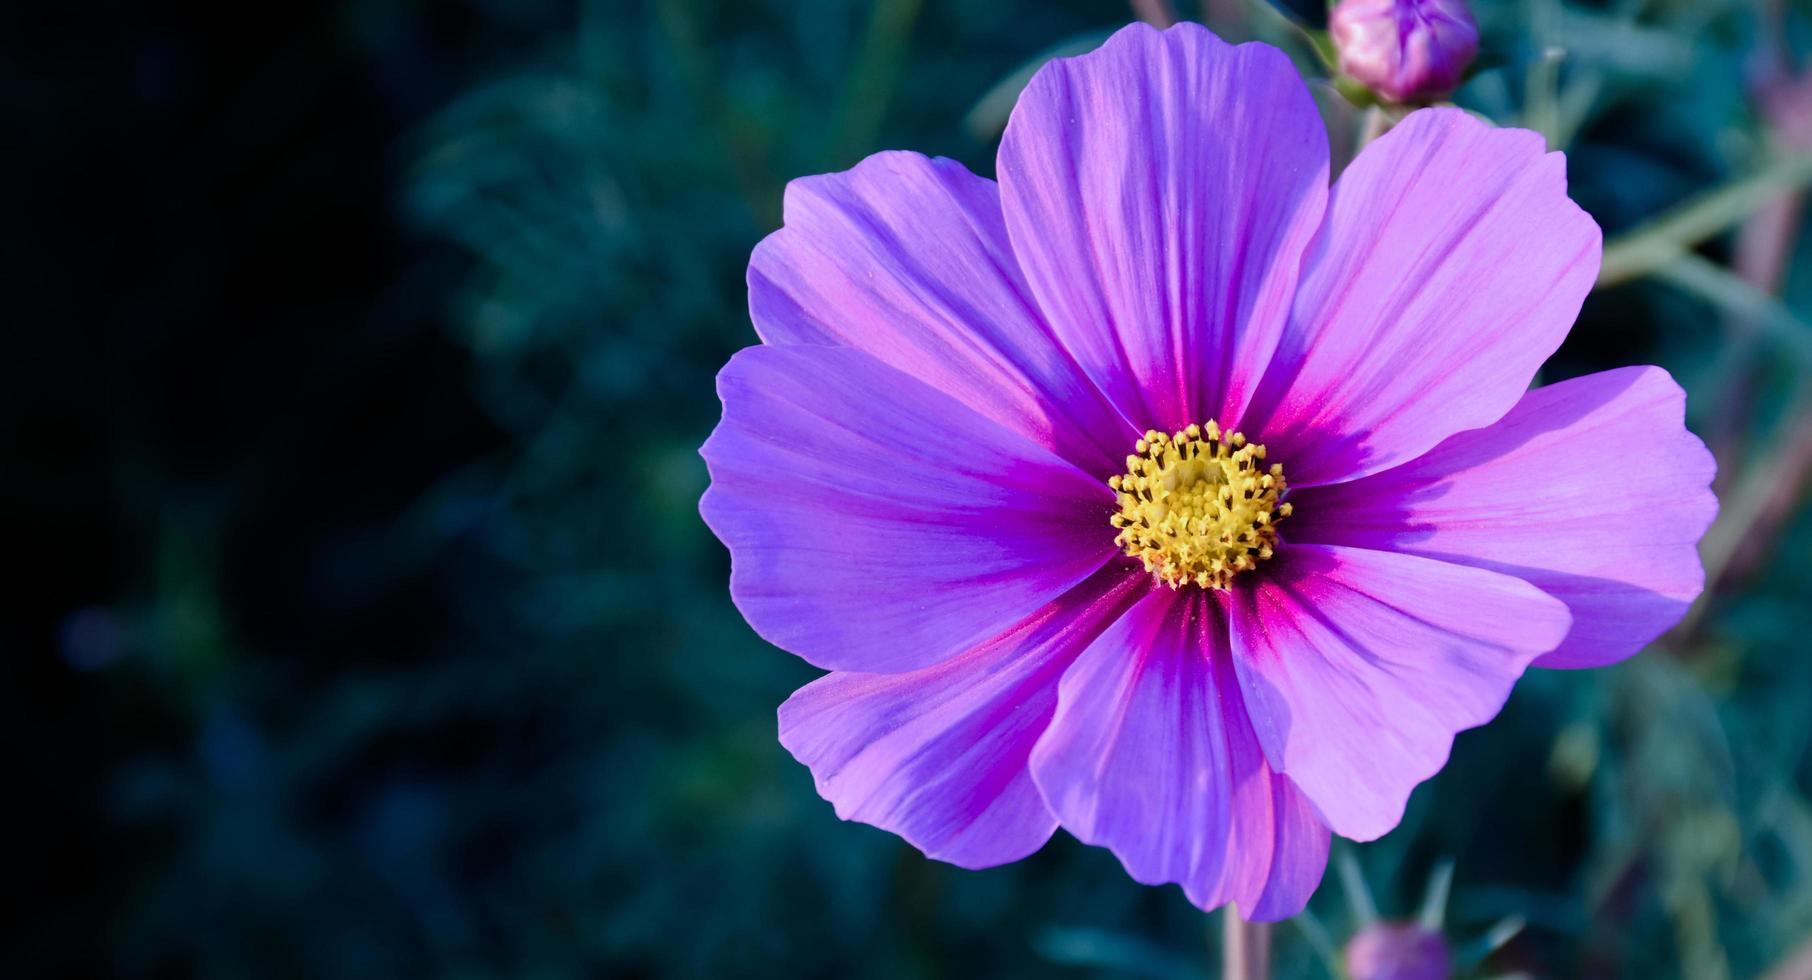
[1331,0,1479,104]
[701,22,1716,918]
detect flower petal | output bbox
[750,151,1131,475]
[1030,589,1331,916]
[1285,366,1717,669]
[1229,545,1571,840]
[701,345,1117,673]
[1242,107,1601,486]
[997,22,1329,433]
[778,566,1150,869]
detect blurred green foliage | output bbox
[9,0,1812,977]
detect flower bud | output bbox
[1330,0,1479,104]
[1343,921,1452,980]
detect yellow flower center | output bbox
[1109,422,1291,591]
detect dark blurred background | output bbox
[6,1,1812,977]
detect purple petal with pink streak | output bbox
[1242,107,1601,486]
[1030,588,1330,917]
[778,566,1150,869]
[1229,545,1571,840]
[1286,366,1718,669]
[750,150,1131,476]
[700,345,1116,674]
[997,21,1329,434]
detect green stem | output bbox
[1224,909,1272,980]
[1355,106,1390,154]
[1130,0,1177,28]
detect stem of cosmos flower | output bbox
[1223,909,1271,980]
[1128,0,1177,29]
[1356,105,1391,153]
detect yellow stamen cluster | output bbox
[1109,421,1291,591]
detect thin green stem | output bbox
[1130,0,1177,28]
[1355,106,1390,154]
[1224,909,1273,980]
[1597,154,1812,287]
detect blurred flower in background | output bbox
[1345,923,1451,980]
[1330,0,1479,103]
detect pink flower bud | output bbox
[1330,0,1479,104]
[1343,922,1452,980]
